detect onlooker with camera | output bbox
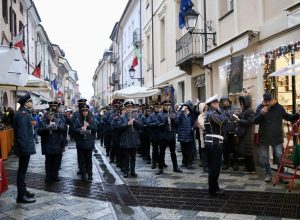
[254,92,299,183]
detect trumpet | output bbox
[128,111,138,133]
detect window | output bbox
[20,2,23,15]
[2,0,8,23]
[219,0,234,19]
[19,21,24,32]
[146,35,151,70]
[9,7,17,36]
[160,18,166,61]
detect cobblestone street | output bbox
[1,140,300,219]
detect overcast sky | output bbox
[34,0,128,99]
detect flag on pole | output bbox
[32,61,41,78]
[179,0,194,29]
[58,87,63,97]
[12,30,25,53]
[131,46,142,67]
[51,78,58,91]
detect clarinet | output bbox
[168,108,172,132]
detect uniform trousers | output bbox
[17,155,30,198]
[141,134,151,160]
[206,138,223,194]
[110,138,120,163]
[104,135,111,156]
[45,154,61,180]
[222,133,238,167]
[78,149,93,175]
[152,141,160,164]
[122,148,136,174]
[158,139,178,169]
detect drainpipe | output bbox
[139,0,143,86]
[203,0,207,52]
[151,0,155,87]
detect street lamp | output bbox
[184,8,199,33]
[129,66,144,85]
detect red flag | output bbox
[132,56,138,67]
[58,87,63,97]
[13,30,25,53]
[32,61,41,78]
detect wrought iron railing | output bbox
[176,30,204,65]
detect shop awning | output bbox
[203,31,257,65]
[0,46,29,87]
[112,86,161,99]
[0,75,51,92]
[269,62,300,77]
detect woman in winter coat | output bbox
[73,104,97,181]
[37,110,66,183]
[235,95,256,173]
[198,102,208,172]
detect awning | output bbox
[0,75,51,92]
[203,31,256,65]
[269,62,300,77]
[112,86,161,99]
[0,46,29,86]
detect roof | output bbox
[31,0,42,22]
[109,22,119,40]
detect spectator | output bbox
[254,92,299,183]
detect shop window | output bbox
[2,0,8,23]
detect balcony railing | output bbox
[176,30,204,68]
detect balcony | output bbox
[176,30,204,74]
[133,28,141,46]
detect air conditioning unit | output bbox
[133,28,141,46]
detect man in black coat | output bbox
[13,93,36,203]
[118,101,143,178]
[254,92,299,183]
[156,100,183,175]
[37,110,66,183]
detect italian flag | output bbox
[13,30,25,53]
[131,46,142,67]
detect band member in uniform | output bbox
[37,109,66,183]
[110,103,122,164]
[140,106,152,164]
[118,101,143,178]
[73,104,97,181]
[156,100,183,175]
[13,93,36,203]
[147,102,162,169]
[219,96,238,171]
[70,99,87,175]
[103,105,113,156]
[204,95,226,196]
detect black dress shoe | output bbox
[17,195,36,203]
[26,191,35,198]
[209,189,225,196]
[163,163,168,168]
[131,172,137,178]
[123,173,129,178]
[156,169,163,175]
[88,175,93,181]
[77,171,81,175]
[53,177,60,182]
[151,163,156,169]
[173,167,183,173]
[186,165,195,170]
